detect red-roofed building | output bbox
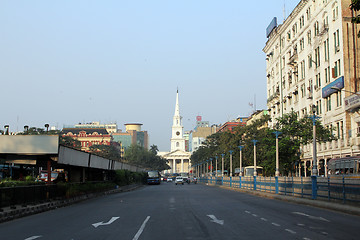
[217,117,248,133]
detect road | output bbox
[0,182,359,240]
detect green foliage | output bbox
[350,0,360,37]
[124,144,170,171]
[191,111,334,176]
[113,169,147,186]
[57,182,116,198]
[59,136,81,149]
[0,178,45,187]
[88,144,122,160]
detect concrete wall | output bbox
[0,135,59,154]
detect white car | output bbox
[167,177,173,182]
[175,176,184,185]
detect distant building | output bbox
[217,117,248,133]
[112,123,149,150]
[71,122,118,134]
[246,110,269,129]
[61,128,111,151]
[189,116,217,152]
[158,90,191,174]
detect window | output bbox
[333,5,339,20]
[336,91,342,107]
[315,46,321,68]
[314,21,319,36]
[325,67,331,83]
[306,7,311,21]
[334,59,341,77]
[300,38,305,50]
[301,84,306,98]
[301,60,306,79]
[334,29,340,53]
[324,38,329,61]
[300,15,305,28]
[307,31,312,44]
[308,54,313,68]
[316,73,321,89]
[326,96,332,111]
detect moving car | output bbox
[175,176,184,185]
[167,177,173,182]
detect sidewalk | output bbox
[0,184,143,223]
[211,183,360,216]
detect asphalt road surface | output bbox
[1,182,360,240]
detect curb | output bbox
[0,184,143,223]
[204,183,360,216]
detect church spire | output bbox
[174,88,180,117]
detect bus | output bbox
[328,157,360,175]
[244,166,263,176]
[147,171,161,185]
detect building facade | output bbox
[264,0,360,176]
[61,128,111,151]
[159,90,191,174]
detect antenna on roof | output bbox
[283,0,286,22]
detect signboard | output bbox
[322,76,344,98]
[345,93,360,111]
[266,17,277,38]
[0,135,59,154]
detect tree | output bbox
[59,136,81,149]
[88,144,122,160]
[125,144,170,171]
[351,0,360,37]
[190,111,334,176]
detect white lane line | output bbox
[297,223,305,227]
[245,211,251,214]
[321,232,328,235]
[260,218,268,222]
[132,216,151,240]
[25,236,42,240]
[252,214,258,217]
[303,238,311,240]
[285,229,296,234]
[272,223,280,227]
[292,212,330,222]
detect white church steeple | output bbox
[171,89,185,152]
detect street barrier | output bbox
[200,175,360,204]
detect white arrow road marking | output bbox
[292,212,330,222]
[133,216,151,240]
[25,236,42,240]
[207,215,224,225]
[92,217,120,228]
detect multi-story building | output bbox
[188,116,218,152]
[264,0,360,176]
[61,128,111,151]
[112,123,149,150]
[216,117,248,133]
[71,122,118,134]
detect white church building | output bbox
[158,90,191,174]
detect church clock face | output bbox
[176,131,180,136]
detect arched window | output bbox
[176,142,179,147]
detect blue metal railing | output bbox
[199,175,360,204]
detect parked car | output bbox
[175,176,184,185]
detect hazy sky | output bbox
[0,0,300,151]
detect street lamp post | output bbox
[308,105,321,176]
[238,145,244,176]
[210,158,213,177]
[273,129,282,177]
[252,140,259,176]
[229,150,234,177]
[221,153,225,177]
[215,156,218,177]
[308,105,321,199]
